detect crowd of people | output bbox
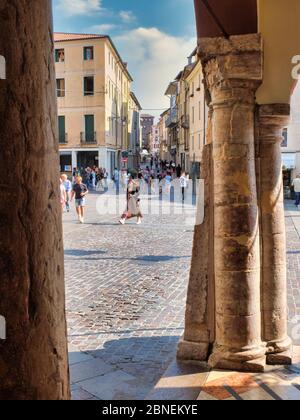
[59,158,190,225]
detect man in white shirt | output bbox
[180,172,188,202]
[292,174,300,207]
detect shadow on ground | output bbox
[69,335,181,400]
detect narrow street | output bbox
[64,192,300,400]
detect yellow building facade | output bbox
[54,33,133,177]
[185,59,207,168]
[164,52,207,175]
[128,92,142,170]
[158,109,170,161]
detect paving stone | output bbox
[70,358,113,384]
[68,351,94,366]
[77,370,146,400]
[63,195,300,400]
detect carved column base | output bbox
[177,338,209,362]
[208,345,266,372]
[266,336,292,354]
[266,349,293,366]
[266,336,293,365]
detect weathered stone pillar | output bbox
[177,139,214,361]
[200,34,265,371]
[258,104,292,364]
[0,1,70,399]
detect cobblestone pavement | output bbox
[64,191,196,400]
[63,192,300,400]
[286,202,300,342]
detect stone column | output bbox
[177,141,213,361]
[258,104,292,365]
[200,34,265,371]
[0,1,70,399]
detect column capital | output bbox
[198,34,262,61]
[258,103,290,124]
[198,34,263,106]
[258,104,290,143]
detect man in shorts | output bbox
[71,176,89,224]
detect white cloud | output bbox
[56,0,103,16]
[119,10,136,23]
[115,27,196,118]
[90,24,117,33]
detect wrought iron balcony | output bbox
[80,132,97,144]
[165,108,178,128]
[59,132,68,144]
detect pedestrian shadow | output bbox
[133,255,190,263]
[287,250,300,254]
[64,249,107,257]
[64,253,190,262]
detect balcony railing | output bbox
[166,109,178,128]
[59,133,68,144]
[80,132,97,144]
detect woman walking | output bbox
[119,175,143,225]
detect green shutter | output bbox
[58,116,65,143]
[85,115,94,142]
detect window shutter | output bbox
[58,116,65,143]
[85,115,94,142]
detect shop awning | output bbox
[282,153,296,169]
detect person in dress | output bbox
[119,175,143,225]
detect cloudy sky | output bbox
[53,0,197,117]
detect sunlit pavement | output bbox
[63,193,300,400]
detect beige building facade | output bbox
[281,90,300,195]
[158,109,171,161]
[150,124,160,156]
[128,92,142,170]
[54,33,134,177]
[163,51,207,175]
[185,59,207,170]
